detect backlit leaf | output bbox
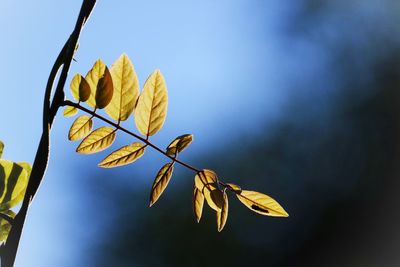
[193,187,204,223]
[227,183,242,194]
[135,69,168,137]
[98,142,145,168]
[11,162,31,207]
[149,163,174,207]
[237,190,289,217]
[76,127,116,154]
[70,73,91,102]
[106,54,139,121]
[85,59,107,108]
[194,170,223,211]
[0,210,15,242]
[166,134,193,156]
[95,66,113,109]
[0,160,29,211]
[68,115,93,141]
[0,141,3,158]
[216,190,228,232]
[63,106,78,117]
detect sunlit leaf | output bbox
[63,106,78,117]
[0,160,29,211]
[166,134,193,156]
[11,162,32,207]
[0,141,3,158]
[216,190,228,232]
[149,163,174,207]
[76,127,116,154]
[106,54,139,121]
[194,170,223,211]
[98,142,145,168]
[135,69,168,137]
[227,183,242,194]
[70,73,91,102]
[85,59,107,108]
[237,190,289,217]
[95,66,113,109]
[193,187,204,223]
[68,115,93,141]
[0,210,15,242]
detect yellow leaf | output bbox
[85,59,106,108]
[63,106,78,117]
[68,115,93,141]
[193,187,204,223]
[106,54,139,121]
[95,66,114,109]
[149,163,174,207]
[194,170,223,211]
[0,160,29,211]
[166,134,193,156]
[216,190,228,232]
[227,183,242,194]
[0,210,15,242]
[76,127,116,154]
[70,73,91,102]
[98,142,145,168]
[0,141,3,158]
[237,190,289,217]
[135,69,168,137]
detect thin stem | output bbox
[62,100,201,173]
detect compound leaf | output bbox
[98,142,145,168]
[76,126,116,154]
[63,106,78,117]
[166,134,193,156]
[70,73,91,102]
[0,160,29,211]
[85,59,107,108]
[149,163,174,207]
[68,115,93,141]
[237,190,289,217]
[193,187,204,223]
[194,170,223,211]
[216,190,228,232]
[106,54,139,121]
[95,66,113,109]
[135,69,168,137]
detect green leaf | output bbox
[236,190,289,217]
[0,210,15,242]
[166,134,193,156]
[0,141,3,158]
[70,73,91,102]
[68,115,93,141]
[135,69,168,137]
[0,160,29,211]
[85,59,107,108]
[98,142,145,168]
[95,66,114,109]
[216,189,228,232]
[149,163,174,207]
[193,187,204,223]
[106,54,140,121]
[63,106,78,117]
[76,127,116,154]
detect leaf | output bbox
[166,134,193,156]
[193,187,204,223]
[76,127,116,154]
[98,142,145,168]
[95,66,114,109]
[63,106,78,117]
[194,170,223,211]
[68,115,93,141]
[70,73,91,102]
[227,183,242,194]
[149,163,174,207]
[0,141,3,158]
[216,190,228,232]
[0,210,15,242]
[106,54,139,121]
[135,69,168,137]
[236,190,289,217]
[0,160,29,211]
[85,59,107,108]
[12,162,31,206]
